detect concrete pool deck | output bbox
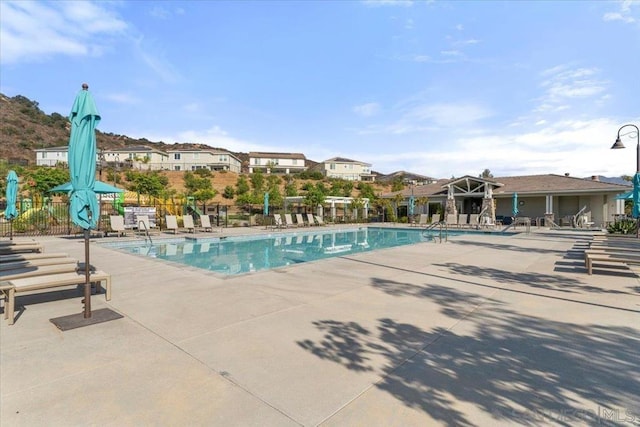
[2,226,639,426]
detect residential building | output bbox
[165,149,242,172]
[315,157,374,181]
[34,146,70,167]
[104,146,169,170]
[248,152,307,174]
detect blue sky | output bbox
[1,0,639,178]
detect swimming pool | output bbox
[103,227,513,276]
[103,227,433,275]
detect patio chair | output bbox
[314,215,327,226]
[284,214,295,228]
[458,214,468,228]
[431,213,441,224]
[307,213,317,226]
[0,252,69,263]
[0,242,43,255]
[199,214,217,232]
[445,214,458,228]
[468,214,480,229]
[296,213,307,227]
[107,215,127,237]
[0,256,78,272]
[165,215,180,234]
[3,270,111,325]
[182,214,196,233]
[271,215,284,229]
[1,261,79,281]
[413,214,429,227]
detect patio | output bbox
[1,227,639,426]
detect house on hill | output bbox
[165,148,241,172]
[248,152,307,174]
[313,157,374,181]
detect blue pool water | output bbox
[103,227,509,275]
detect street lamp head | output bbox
[611,137,626,150]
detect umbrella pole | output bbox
[9,220,13,241]
[83,228,92,318]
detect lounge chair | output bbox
[0,256,78,271]
[468,214,480,229]
[2,270,111,325]
[314,215,326,226]
[0,239,38,247]
[412,214,429,227]
[199,214,216,232]
[307,213,317,226]
[107,215,127,237]
[271,215,284,230]
[0,252,69,263]
[136,215,151,234]
[458,214,468,228]
[283,214,295,228]
[165,215,180,234]
[584,250,640,275]
[431,213,441,224]
[182,214,196,233]
[1,261,79,281]
[296,213,307,227]
[0,242,44,255]
[445,214,458,228]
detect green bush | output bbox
[607,219,638,235]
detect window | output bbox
[292,159,297,165]
[41,152,47,158]
[174,166,181,171]
[253,158,259,165]
[174,153,181,160]
[330,163,336,170]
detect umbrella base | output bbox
[50,308,123,331]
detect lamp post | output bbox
[611,123,640,237]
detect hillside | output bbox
[0,93,249,166]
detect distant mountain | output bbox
[0,93,250,166]
[587,175,633,186]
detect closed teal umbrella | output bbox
[264,192,269,216]
[5,170,18,241]
[512,193,519,217]
[408,195,415,216]
[68,83,100,319]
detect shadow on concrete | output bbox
[298,283,640,426]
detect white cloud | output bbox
[535,65,608,113]
[603,0,637,23]
[105,93,140,105]
[353,102,381,117]
[0,1,127,64]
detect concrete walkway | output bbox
[2,227,639,426]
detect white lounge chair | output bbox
[431,213,441,224]
[182,215,196,233]
[468,214,480,229]
[445,214,458,228]
[295,214,306,227]
[3,270,111,325]
[107,215,127,237]
[199,214,216,232]
[0,256,78,271]
[307,213,317,226]
[412,214,429,227]
[165,215,180,234]
[458,214,468,228]
[284,214,295,228]
[272,215,284,229]
[1,261,79,281]
[0,252,68,263]
[0,241,43,255]
[314,215,326,226]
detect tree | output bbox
[183,171,217,203]
[235,175,250,196]
[357,182,377,201]
[25,166,69,195]
[391,177,404,192]
[223,185,235,199]
[480,169,494,178]
[392,193,404,221]
[126,170,168,197]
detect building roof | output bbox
[323,157,371,166]
[248,152,306,160]
[34,146,68,152]
[107,146,168,155]
[385,174,631,198]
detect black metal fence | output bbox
[1,200,232,237]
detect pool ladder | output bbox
[137,220,153,245]
[423,221,448,243]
